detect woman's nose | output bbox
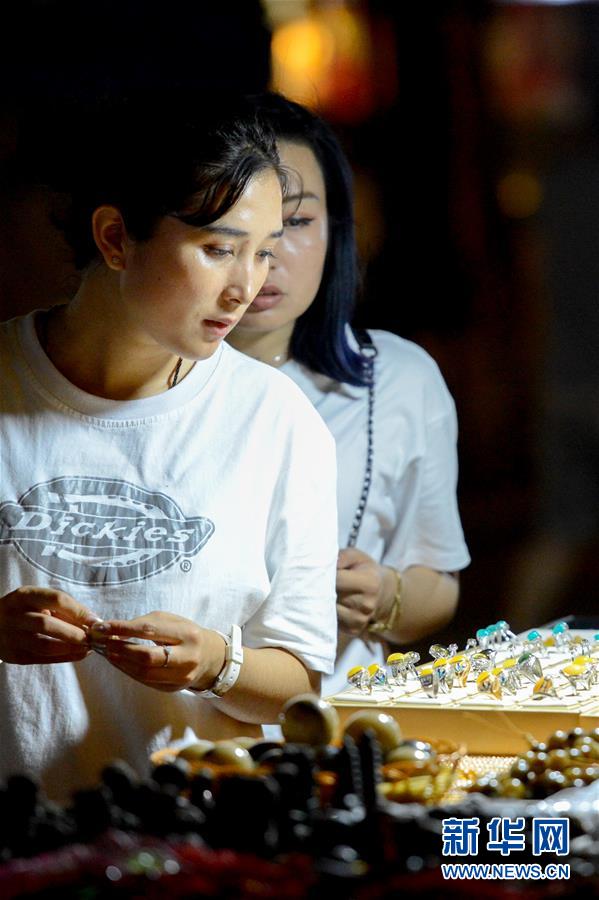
[221,262,258,307]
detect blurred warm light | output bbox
[497,171,543,218]
[268,2,396,122]
[271,17,335,108]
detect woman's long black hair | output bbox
[254,93,367,387]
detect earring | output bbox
[111,256,121,266]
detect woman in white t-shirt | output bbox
[0,95,338,795]
[229,94,470,696]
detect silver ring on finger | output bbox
[161,646,172,668]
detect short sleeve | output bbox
[242,396,339,674]
[383,372,470,574]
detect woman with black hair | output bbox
[0,97,338,797]
[229,94,470,696]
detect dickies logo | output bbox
[0,477,214,586]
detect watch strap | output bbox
[196,624,243,699]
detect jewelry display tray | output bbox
[326,629,599,755]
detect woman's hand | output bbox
[337,553,460,643]
[0,586,98,664]
[336,548,395,636]
[89,611,226,693]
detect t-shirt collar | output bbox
[15,311,224,421]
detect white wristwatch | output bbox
[196,624,243,699]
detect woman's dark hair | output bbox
[43,92,284,270]
[253,93,366,387]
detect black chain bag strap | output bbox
[346,329,378,548]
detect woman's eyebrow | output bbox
[204,224,284,239]
[204,225,248,237]
[283,191,320,204]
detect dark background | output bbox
[2,0,598,652]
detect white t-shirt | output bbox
[282,330,470,697]
[0,312,338,799]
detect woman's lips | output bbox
[248,286,284,312]
[203,319,234,337]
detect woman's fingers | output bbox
[337,592,374,617]
[337,547,369,568]
[336,568,379,597]
[336,603,365,636]
[31,636,91,659]
[91,619,157,640]
[103,643,190,690]
[13,611,91,644]
[336,557,384,636]
[104,639,173,669]
[336,569,365,593]
[9,587,100,629]
[88,612,208,692]
[104,653,181,691]
[105,642,193,681]
[337,591,377,635]
[90,613,183,645]
[0,586,99,664]
[12,633,91,662]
